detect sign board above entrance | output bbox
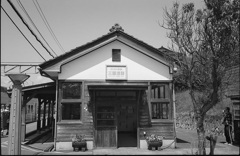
[106,65,127,80]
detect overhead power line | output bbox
[7,0,55,59]
[1,6,46,61]
[34,0,65,54]
[17,0,58,57]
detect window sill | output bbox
[57,120,83,125]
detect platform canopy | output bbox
[7,82,56,102]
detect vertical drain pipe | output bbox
[54,80,58,151]
[172,82,177,148]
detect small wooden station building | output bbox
[39,24,176,150]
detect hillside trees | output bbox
[161,0,239,154]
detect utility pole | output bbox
[6,73,29,155]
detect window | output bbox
[31,105,33,113]
[150,83,170,120]
[112,49,121,62]
[61,82,82,121]
[62,103,81,120]
[62,82,81,99]
[28,105,30,113]
[152,103,168,119]
[151,85,165,99]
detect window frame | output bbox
[112,49,121,62]
[59,81,84,122]
[151,102,169,119]
[149,83,171,121]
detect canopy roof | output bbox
[7,82,56,100]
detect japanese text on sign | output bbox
[106,66,127,80]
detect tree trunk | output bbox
[206,134,217,155]
[195,111,206,155]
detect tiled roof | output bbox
[39,26,170,69]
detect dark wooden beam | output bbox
[37,98,42,133]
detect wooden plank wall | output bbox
[138,89,175,141]
[57,123,93,141]
[139,90,151,127]
[56,82,94,142]
[139,122,175,140]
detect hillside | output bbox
[175,90,233,135]
[175,90,232,115]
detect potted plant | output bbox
[145,134,164,151]
[72,134,87,152]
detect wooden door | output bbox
[117,101,137,132]
[95,100,117,148]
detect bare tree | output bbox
[161,0,239,154]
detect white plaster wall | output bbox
[59,40,171,81]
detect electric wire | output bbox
[17,0,58,57]
[1,6,46,61]
[7,0,55,59]
[34,0,65,54]
[34,0,65,53]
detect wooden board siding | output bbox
[139,122,175,140]
[56,81,94,142]
[56,81,175,147]
[56,124,93,142]
[139,103,151,127]
[138,82,175,141]
[138,90,151,127]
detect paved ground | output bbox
[1,127,239,155]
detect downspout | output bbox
[171,64,177,148]
[172,82,177,148]
[54,80,58,151]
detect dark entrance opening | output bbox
[93,89,140,148]
[89,84,148,149]
[117,99,137,147]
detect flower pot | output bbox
[72,141,87,151]
[147,141,163,151]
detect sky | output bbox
[1,0,205,88]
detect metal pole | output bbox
[54,80,58,151]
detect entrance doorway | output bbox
[117,100,137,147]
[94,90,139,148]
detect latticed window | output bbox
[61,82,82,121]
[152,103,168,119]
[151,85,165,99]
[150,83,170,120]
[62,103,81,120]
[62,83,81,99]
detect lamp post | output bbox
[6,73,29,155]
